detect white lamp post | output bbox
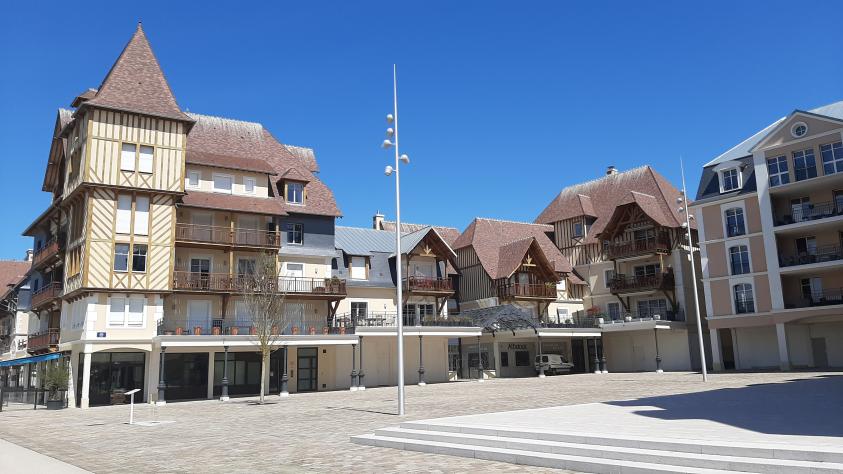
[678,158,708,382]
[383,64,410,416]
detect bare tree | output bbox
[240,252,288,404]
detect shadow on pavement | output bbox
[608,374,843,437]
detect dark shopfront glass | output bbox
[164,353,208,401]
[213,351,287,397]
[89,352,146,407]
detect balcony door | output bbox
[237,216,259,246]
[412,262,435,278]
[191,213,213,242]
[188,300,212,329]
[790,197,811,222]
[795,236,817,263]
[281,263,304,292]
[189,258,211,289]
[835,191,843,214]
[296,347,318,392]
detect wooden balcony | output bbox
[497,282,557,301]
[30,282,62,311]
[28,328,60,355]
[172,272,346,299]
[608,270,674,294]
[604,236,671,260]
[175,223,281,249]
[32,238,62,270]
[402,276,454,296]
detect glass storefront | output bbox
[164,353,208,401]
[89,352,146,406]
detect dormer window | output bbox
[286,182,304,205]
[573,222,584,238]
[720,168,740,192]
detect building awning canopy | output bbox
[0,353,60,367]
[461,304,539,335]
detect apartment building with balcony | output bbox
[0,259,34,363]
[332,221,480,386]
[536,166,708,372]
[693,100,843,371]
[449,218,600,378]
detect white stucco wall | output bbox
[602,329,691,372]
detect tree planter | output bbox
[46,399,64,410]
[193,327,202,336]
[175,327,184,335]
[339,327,346,335]
[212,327,221,336]
[292,327,300,335]
[309,327,316,335]
[322,326,329,335]
[230,327,239,335]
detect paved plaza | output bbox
[0,372,840,473]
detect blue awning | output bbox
[0,353,61,367]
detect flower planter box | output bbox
[175,327,184,335]
[292,327,300,335]
[230,327,240,335]
[308,327,316,335]
[193,327,202,336]
[212,327,221,336]
[322,326,329,335]
[46,399,64,410]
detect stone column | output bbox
[600,339,608,374]
[80,351,92,409]
[220,346,230,401]
[157,347,167,405]
[776,323,791,371]
[654,329,663,373]
[349,343,358,391]
[357,337,365,390]
[709,328,724,371]
[476,336,484,382]
[417,335,426,386]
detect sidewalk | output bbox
[0,438,91,473]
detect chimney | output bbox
[373,212,385,230]
[24,249,33,262]
[606,165,618,176]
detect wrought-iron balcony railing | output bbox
[608,270,674,294]
[333,312,477,329]
[171,272,347,296]
[774,201,843,226]
[157,318,353,336]
[402,276,454,294]
[32,238,62,269]
[175,223,281,248]
[604,235,672,260]
[27,328,60,354]
[30,282,63,310]
[497,282,557,300]
[600,309,685,324]
[785,288,843,309]
[779,244,843,268]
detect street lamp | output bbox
[678,159,708,382]
[383,64,408,416]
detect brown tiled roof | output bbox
[453,218,573,279]
[186,150,277,175]
[279,166,312,183]
[494,238,555,280]
[70,88,97,108]
[84,24,192,122]
[381,220,461,247]
[285,145,320,173]
[0,261,30,301]
[179,191,287,216]
[535,165,688,241]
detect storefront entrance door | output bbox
[296,348,318,392]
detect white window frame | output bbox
[727,240,752,276]
[138,145,154,174]
[604,269,616,288]
[212,173,233,194]
[286,223,303,245]
[718,167,741,193]
[244,177,256,194]
[286,182,304,205]
[766,155,789,187]
[120,143,136,172]
[132,244,148,273]
[113,243,130,272]
[728,276,756,315]
[720,200,748,239]
[350,256,367,280]
[187,170,200,189]
[107,295,147,328]
[820,141,843,176]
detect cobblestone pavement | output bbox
[0,371,837,473]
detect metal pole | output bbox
[393,64,406,415]
[418,335,425,386]
[129,392,135,425]
[537,335,546,378]
[221,345,229,401]
[350,343,358,390]
[280,345,289,397]
[157,346,166,405]
[358,337,365,390]
[654,328,663,373]
[681,159,709,382]
[592,338,600,374]
[476,335,484,382]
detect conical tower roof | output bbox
[85,23,192,122]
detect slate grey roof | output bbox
[335,226,395,256]
[705,100,843,167]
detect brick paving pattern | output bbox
[0,372,835,473]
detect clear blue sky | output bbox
[2,1,843,259]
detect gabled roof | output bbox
[83,23,192,122]
[0,260,30,302]
[535,166,686,241]
[184,113,341,217]
[705,99,843,167]
[279,166,312,183]
[380,220,461,246]
[592,191,674,238]
[179,191,287,216]
[494,238,556,280]
[453,218,572,279]
[334,226,459,278]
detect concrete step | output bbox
[352,432,732,474]
[372,426,843,474]
[399,421,843,464]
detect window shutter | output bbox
[120,144,136,171]
[138,146,154,173]
[116,195,132,234]
[109,298,126,326]
[127,298,145,327]
[134,196,150,235]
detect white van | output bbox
[535,354,574,375]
